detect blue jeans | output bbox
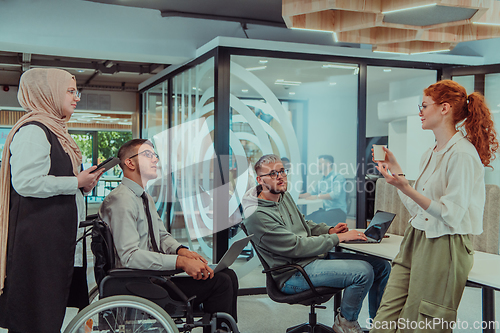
[281,252,391,321]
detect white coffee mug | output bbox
[373,145,387,161]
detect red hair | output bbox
[424,80,499,167]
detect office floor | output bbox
[57,279,500,333]
[0,261,498,332]
[1,202,498,332]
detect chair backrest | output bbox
[470,184,500,254]
[239,224,283,297]
[90,216,116,287]
[374,178,414,236]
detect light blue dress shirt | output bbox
[310,170,347,214]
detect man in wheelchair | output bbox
[98,138,238,332]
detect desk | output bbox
[296,198,323,215]
[296,198,323,206]
[338,232,499,333]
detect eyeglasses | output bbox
[67,89,81,99]
[128,150,159,160]
[418,103,436,112]
[259,169,288,179]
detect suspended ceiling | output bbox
[282,0,500,54]
[2,0,500,92]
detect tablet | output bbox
[90,157,120,173]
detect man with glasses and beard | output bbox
[241,154,390,333]
[99,139,238,331]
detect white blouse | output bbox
[398,131,484,238]
[10,125,86,266]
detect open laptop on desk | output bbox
[344,210,396,244]
[178,234,253,276]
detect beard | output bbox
[262,179,287,194]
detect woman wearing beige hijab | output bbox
[0,68,103,333]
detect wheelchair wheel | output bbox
[88,285,99,304]
[64,295,179,333]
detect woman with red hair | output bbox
[370,80,498,333]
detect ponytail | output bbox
[424,80,499,167]
[462,92,498,167]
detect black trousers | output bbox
[306,208,346,226]
[167,268,238,322]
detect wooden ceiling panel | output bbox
[338,27,418,45]
[283,0,500,54]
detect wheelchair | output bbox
[64,214,239,333]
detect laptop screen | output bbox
[364,210,396,241]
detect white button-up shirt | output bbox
[399,131,484,238]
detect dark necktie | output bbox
[141,192,160,253]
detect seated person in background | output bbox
[242,154,390,333]
[99,139,238,327]
[299,154,347,226]
[281,156,291,170]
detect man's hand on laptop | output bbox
[337,230,368,243]
[177,247,208,264]
[176,256,214,280]
[329,223,348,234]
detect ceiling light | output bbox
[289,92,296,95]
[242,89,249,93]
[474,22,500,26]
[103,60,114,68]
[156,101,162,105]
[329,82,337,86]
[383,69,392,72]
[410,49,450,55]
[78,113,101,118]
[382,3,437,15]
[333,32,339,43]
[274,79,301,86]
[291,27,334,33]
[322,64,358,70]
[373,50,409,55]
[245,66,267,71]
[76,70,85,73]
[259,60,268,64]
[0,106,25,112]
[192,87,197,90]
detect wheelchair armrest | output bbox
[263,263,322,297]
[108,268,183,277]
[79,214,99,228]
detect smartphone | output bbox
[90,157,120,174]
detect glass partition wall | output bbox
[140,46,447,291]
[365,67,438,219]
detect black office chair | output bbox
[241,224,341,333]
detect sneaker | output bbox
[332,308,363,333]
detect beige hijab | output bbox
[0,68,82,293]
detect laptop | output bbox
[178,234,253,276]
[344,210,396,244]
[211,234,253,273]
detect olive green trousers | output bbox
[370,225,474,333]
